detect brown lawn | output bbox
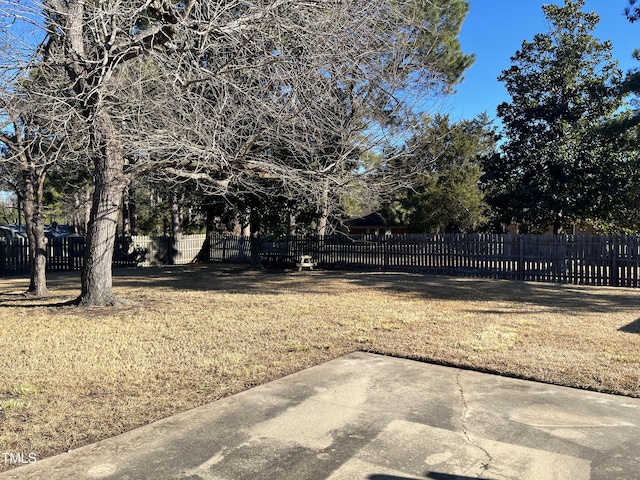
[1,263,639,470]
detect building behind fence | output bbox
[1,233,639,288]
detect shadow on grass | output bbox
[620,318,640,334]
[368,473,494,480]
[106,263,640,315]
[0,292,81,308]
[426,473,495,480]
[368,476,422,480]
[0,295,78,308]
[4,263,639,315]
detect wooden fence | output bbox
[208,233,640,288]
[2,233,640,288]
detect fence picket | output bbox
[3,233,640,288]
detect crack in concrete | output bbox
[456,369,493,478]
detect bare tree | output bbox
[0,0,88,296]
[0,0,471,306]
[0,107,49,297]
[0,74,77,297]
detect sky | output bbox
[441,0,639,122]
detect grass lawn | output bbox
[1,263,640,470]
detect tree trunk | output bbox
[171,195,182,238]
[84,187,92,234]
[288,211,297,237]
[122,184,138,237]
[23,170,48,297]
[78,110,126,307]
[553,214,563,235]
[241,207,251,237]
[317,178,330,236]
[249,210,263,269]
[66,1,117,305]
[72,192,81,234]
[128,186,137,236]
[239,208,251,258]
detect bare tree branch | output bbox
[0,0,469,304]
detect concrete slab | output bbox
[2,352,640,480]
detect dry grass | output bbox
[1,263,640,470]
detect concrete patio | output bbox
[2,352,639,479]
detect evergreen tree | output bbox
[486,0,625,233]
[393,114,495,233]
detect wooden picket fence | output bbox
[2,233,640,288]
[0,236,135,276]
[207,233,640,288]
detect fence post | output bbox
[222,235,227,261]
[612,235,619,287]
[383,235,389,272]
[519,235,525,281]
[0,240,5,277]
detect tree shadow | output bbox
[0,291,79,308]
[619,318,640,334]
[426,473,495,480]
[369,476,421,480]
[4,263,640,316]
[110,263,299,295]
[368,473,494,480]
[340,271,640,315]
[106,264,640,315]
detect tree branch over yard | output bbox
[0,0,472,306]
[0,36,83,297]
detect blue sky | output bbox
[442,0,639,122]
